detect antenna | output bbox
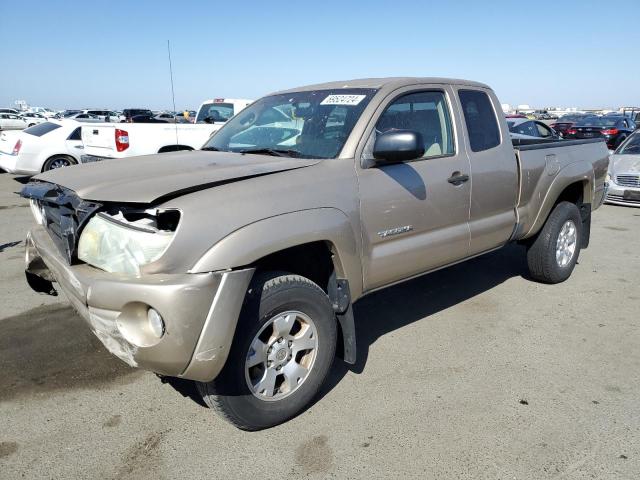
[167,40,179,146]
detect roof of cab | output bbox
[273,77,491,94]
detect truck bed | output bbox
[511,137,609,240]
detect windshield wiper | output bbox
[239,148,303,158]
[201,146,223,151]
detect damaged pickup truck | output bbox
[21,78,608,430]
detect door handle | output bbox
[447,172,469,186]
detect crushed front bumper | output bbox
[25,225,254,381]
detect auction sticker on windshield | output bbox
[320,94,366,106]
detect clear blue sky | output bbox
[1,0,638,110]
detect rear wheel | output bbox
[42,155,77,172]
[197,272,337,430]
[526,201,582,284]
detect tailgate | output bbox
[81,124,117,157]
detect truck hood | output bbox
[33,150,321,203]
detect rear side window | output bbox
[67,128,81,140]
[23,122,61,137]
[459,89,500,152]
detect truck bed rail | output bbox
[512,137,606,151]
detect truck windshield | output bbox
[202,88,376,159]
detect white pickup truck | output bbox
[81,98,252,162]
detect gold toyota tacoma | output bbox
[21,78,608,430]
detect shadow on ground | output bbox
[0,243,529,409]
[0,304,142,402]
[318,243,529,397]
[0,240,22,252]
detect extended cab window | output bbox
[458,89,500,152]
[374,91,454,158]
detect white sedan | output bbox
[21,112,48,127]
[0,120,84,175]
[0,113,28,131]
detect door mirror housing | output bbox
[373,130,425,164]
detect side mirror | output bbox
[373,130,425,164]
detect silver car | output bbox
[65,113,104,123]
[606,131,640,207]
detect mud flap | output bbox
[336,305,356,364]
[579,203,591,249]
[328,275,356,365]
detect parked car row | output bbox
[0,97,255,173]
[550,115,637,149]
[0,111,50,131]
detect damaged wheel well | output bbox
[251,241,335,293]
[249,241,355,364]
[555,180,586,207]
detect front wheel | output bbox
[197,272,337,430]
[526,201,583,284]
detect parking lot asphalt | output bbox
[0,170,639,479]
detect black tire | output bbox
[526,201,582,284]
[197,272,337,430]
[42,155,77,172]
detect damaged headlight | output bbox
[78,209,179,276]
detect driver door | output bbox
[356,86,471,291]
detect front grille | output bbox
[606,193,640,205]
[616,174,640,188]
[20,181,101,263]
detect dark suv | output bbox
[122,109,153,123]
